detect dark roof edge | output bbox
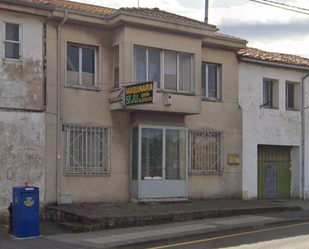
[0,0,55,10]
[239,57,309,72]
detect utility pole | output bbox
[204,0,209,23]
[138,0,140,8]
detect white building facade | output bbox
[0,3,47,220]
[239,48,309,199]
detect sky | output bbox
[71,0,309,58]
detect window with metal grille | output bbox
[65,125,111,175]
[190,129,223,175]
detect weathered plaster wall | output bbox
[186,47,242,199]
[0,11,45,220]
[239,62,308,199]
[0,10,44,110]
[0,112,45,221]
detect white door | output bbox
[138,126,188,199]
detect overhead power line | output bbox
[248,0,309,15]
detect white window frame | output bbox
[3,22,22,61]
[286,81,300,110]
[133,45,195,94]
[189,129,223,175]
[65,124,111,176]
[263,79,273,108]
[66,42,99,89]
[201,63,221,100]
[113,45,120,88]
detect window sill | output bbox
[261,107,279,110]
[3,58,22,64]
[157,89,195,96]
[64,173,111,177]
[202,97,222,103]
[286,108,300,112]
[66,84,100,91]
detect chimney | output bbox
[204,0,209,23]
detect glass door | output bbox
[135,126,188,199]
[142,128,163,180]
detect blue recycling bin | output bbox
[13,186,39,238]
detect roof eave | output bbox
[239,57,309,72]
[107,10,219,32]
[202,36,247,51]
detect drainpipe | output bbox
[301,72,309,200]
[57,12,68,206]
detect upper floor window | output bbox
[133,46,194,93]
[286,82,300,110]
[66,43,98,88]
[113,46,119,88]
[263,80,273,107]
[262,79,279,109]
[201,63,221,100]
[4,23,21,60]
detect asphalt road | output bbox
[148,221,309,249]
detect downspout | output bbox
[57,12,68,206]
[301,72,309,200]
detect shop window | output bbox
[201,63,221,100]
[286,82,300,110]
[65,125,111,175]
[190,129,223,175]
[133,46,194,93]
[66,43,98,88]
[4,23,21,60]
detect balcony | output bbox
[110,82,201,115]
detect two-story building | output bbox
[239,48,309,200]
[0,0,47,220]
[0,0,246,217]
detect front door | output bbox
[131,126,188,199]
[258,145,291,199]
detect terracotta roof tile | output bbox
[238,47,309,68]
[215,32,246,42]
[119,7,215,28]
[11,0,215,27]
[11,0,117,15]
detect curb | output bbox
[110,217,309,249]
[48,206,301,232]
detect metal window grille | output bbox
[190,129,223,175]
[65,125,111,175]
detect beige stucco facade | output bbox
[0,0,247,214]
[44,10,245,204]
[186,47,242,199]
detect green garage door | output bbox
[258,145,291,199]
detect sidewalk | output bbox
[1,199,309,249]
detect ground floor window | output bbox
[189,129,223,174]
[131,126,187,180]
[65,124,111,175]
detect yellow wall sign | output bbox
[125,82,154,106]
[24,197,34,207]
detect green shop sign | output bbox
[125,82,154,106]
